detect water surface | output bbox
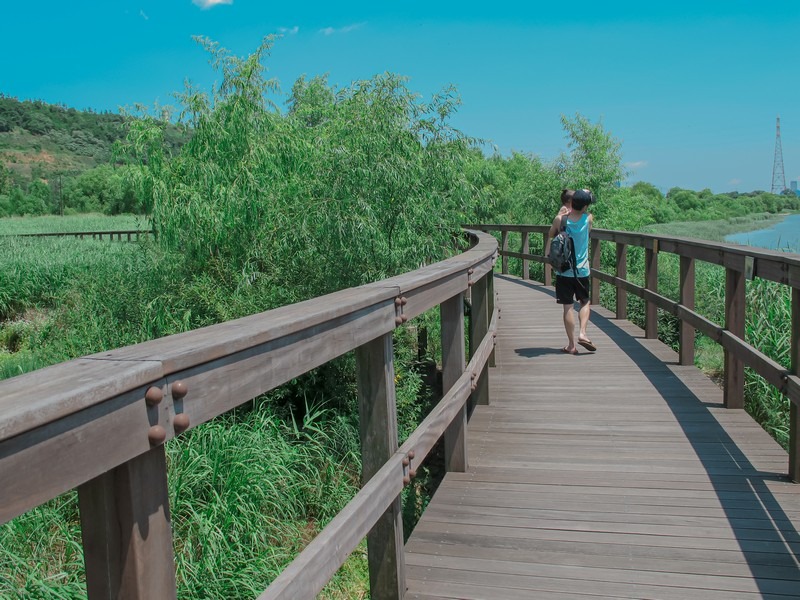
[724,213,800,253]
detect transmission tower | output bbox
[771,115,786,194]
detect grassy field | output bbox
[0,213,148,235]
[644,211,794,242]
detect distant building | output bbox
[792,181,799,196]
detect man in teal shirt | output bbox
[548,188,596,355]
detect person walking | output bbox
[548,188,596,355]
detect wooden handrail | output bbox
[0,229,498,599]
[472,222,800,483]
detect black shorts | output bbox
[555,275,590,305]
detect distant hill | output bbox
[0,95,187,180]
[0,96,189,216]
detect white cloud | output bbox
[728,178,742,186]
[624,160,648,170]
[139,9,149,20]
[192,0,233,9]
[278,26,299,35]
[319,22,365,36]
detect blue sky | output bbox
[2,1,799,193]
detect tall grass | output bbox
[0,399,368,599]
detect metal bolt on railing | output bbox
[402,450,417,485]
[145,386,163,406]
[171,381,188,399]
[148,425,167,446]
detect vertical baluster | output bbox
[789,288,799,482]
[544,231,553,287]
[645,240,659,339]
[442,292,467,472]
[521,231,530,281]
[590,237,601,306]
[680,256,696,366]
[724,265,745,409]
[500,231,509,275]
[78,446,177,600]
[615,242,627,320]
[355,333,405,599]
[469,274,489,415]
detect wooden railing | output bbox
[470,223,800,483]
[6,229,152,241]
[0,230,498,599]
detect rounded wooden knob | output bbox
[407,450,415,460]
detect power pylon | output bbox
[771,116,786,194]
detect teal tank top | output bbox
[562,213,590,278]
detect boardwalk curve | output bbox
[406,274,800,599]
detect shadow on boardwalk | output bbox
[509,275,800,595]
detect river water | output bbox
[724,213,800,253]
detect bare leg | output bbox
[578,300,591,342]
[562,303,576,352]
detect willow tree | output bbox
[126,37,476,308]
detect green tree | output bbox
[559,113,626,199]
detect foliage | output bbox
[126,36,474,307]
[557,113,626,200]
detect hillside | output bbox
[0,96,189,216]
[0,96,188,175]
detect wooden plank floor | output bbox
[405,274,800,599]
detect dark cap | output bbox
[571,189,595,209]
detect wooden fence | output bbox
[7,230,152,241]
[0,230,498,599]
[471,223,800,483]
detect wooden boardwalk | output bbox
[405,274,800,599]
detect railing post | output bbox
[469,274,490,415]
[544,231,553,286]
[645,240,658,339]
[442,292,467,472]
[78,445,177,600]
[500,230,509,275]
[355,333,405,600]
[487,269,496,368]
[615,243,627,320]
[521,231,530,281]
[724,265,746,409]
[789,288,799,482]
[679,256,696,366]
[590,237,601,305]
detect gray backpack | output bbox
[547,215,574,273]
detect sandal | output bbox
[578,339,596,352]
[561,347,578,355]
